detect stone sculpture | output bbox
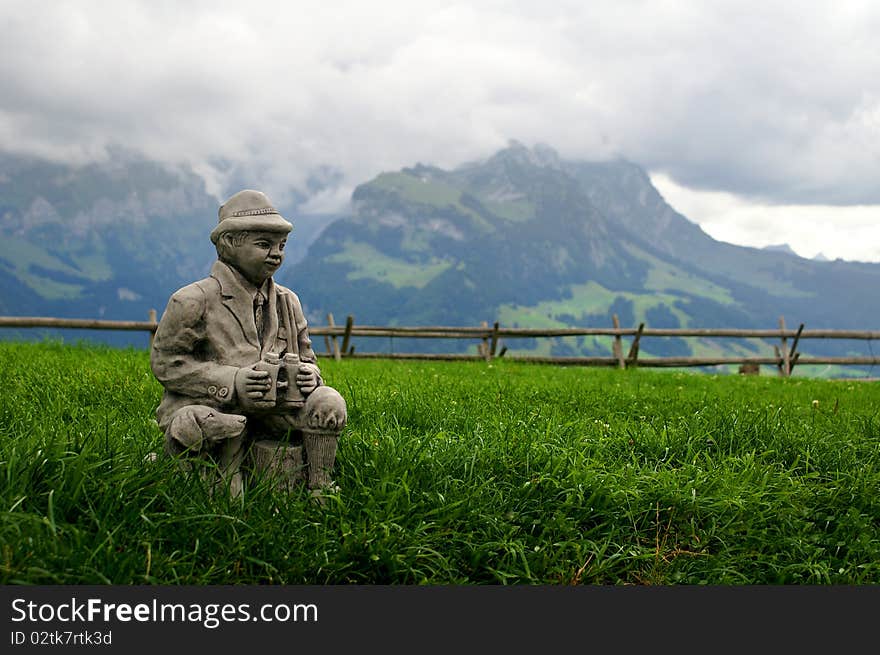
[150,189,347,498]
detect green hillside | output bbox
[0,152,219,323]
[2,341,879,584]
[288,143,880,359]
[0,153,338,346]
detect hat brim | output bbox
[210,214,293,243]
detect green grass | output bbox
[372,171,463,207]
[1,341,879,585]
[624,244,736,305]
[370,171,493,230]
[0,237,113,301]
[373,170,536,223]
[480,197,535,222]
[498,281,693,330]
[327,241,454,289]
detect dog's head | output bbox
[167,405,247,452]
[194,407,247,443]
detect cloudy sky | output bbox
[1,0,878,261]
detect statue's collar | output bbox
[210,260,278,351]
[210,260,272,299]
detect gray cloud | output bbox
[1,0,879,209]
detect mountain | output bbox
[0,152,215,324]
[0,151,337,346]
[285,141,880,357]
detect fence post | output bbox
[478,321,490,361]
[341,315,354,357]
[326,313,341,360]
[323,317,332,355]
[148,309,157,350]
[612,314,625,369]
[778,316,790,377]
[489,321,500,359]
[788,323,804,375]
[627,322,645,368]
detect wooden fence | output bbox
[2,311,878,377]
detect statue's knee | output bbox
[303,386,347,432]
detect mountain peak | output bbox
[762,243,800,257]
[485,140,563,171]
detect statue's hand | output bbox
[234,365,273,409]
[296,363,321,395]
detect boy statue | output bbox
[150,189,347,496]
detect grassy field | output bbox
[1,341,878,584]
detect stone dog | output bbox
[165,405,248,456]
[164,405,248,496]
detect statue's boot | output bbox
[301,386,347,499]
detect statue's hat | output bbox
[210,189,293,244]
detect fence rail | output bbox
[307,325,880,340]
[0,316,158,331]
[2,311,878,377]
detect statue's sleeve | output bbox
[150,284,239,405]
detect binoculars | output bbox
[253,352,307,409]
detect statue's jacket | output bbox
[150,260,318,431]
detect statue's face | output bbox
[227,231,287,286]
